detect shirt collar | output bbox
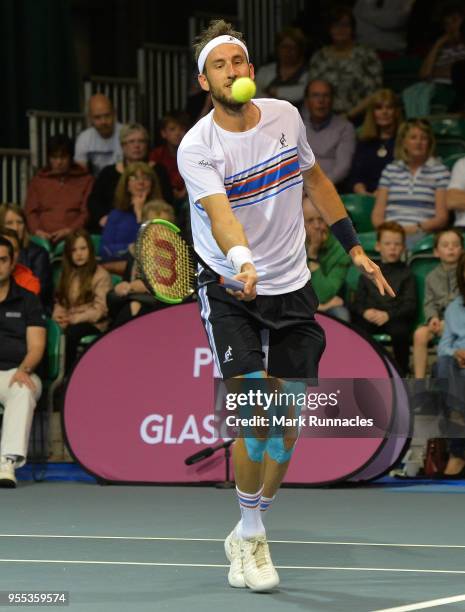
[309,114,333,132]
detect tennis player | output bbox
[178,19,394,592]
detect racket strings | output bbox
[139,225,195,301]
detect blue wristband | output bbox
[330,217,360,253]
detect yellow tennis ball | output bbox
[231,77,256,103]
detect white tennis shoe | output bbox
[224,529,246,588]
[0,458,17,488]
[240,534,280,592]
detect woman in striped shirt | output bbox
[371,119,450,247]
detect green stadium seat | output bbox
[436,139,465,160]
[428,116,465,139]
[30,235,52,254]
[341,194,375,233]
[382,56,422,93]
[358,231,379,258]
[343,264,361,306]
[442,152,465,170]
[372,333,392,345]
[410,256,439,327]
[410,233,435,257]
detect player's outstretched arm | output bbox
[301,164,395,298]
[199,193,258,300]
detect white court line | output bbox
[372,592,465,611]
[0,534,464,549]
[0,559,465,574]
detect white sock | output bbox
[235,485,265,539]
[260,494,276,515]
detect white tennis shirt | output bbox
[177,98,315,295]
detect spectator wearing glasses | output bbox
[302,79,356,189]
[86,123,172,233]
[255,27,309,108]
[308,4,382,118]
[98,162,163,275]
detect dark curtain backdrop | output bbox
[0,0,79,148]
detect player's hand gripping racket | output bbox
[135,219,244,304]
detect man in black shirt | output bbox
[0,237,46,487]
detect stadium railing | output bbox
[0,148,31,205]
[27,110,86,172]
[83,76,142,124]
[137,44,190,138]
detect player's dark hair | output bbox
[376,221,406,244]
[433,227,464,249]
[193,19,246,70]
[0,235,14,261]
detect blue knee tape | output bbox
[242,370,267,378]
[266,379,306,463]
[266,436,299,463]
[244,436,267,462]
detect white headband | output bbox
[197,35,249,74]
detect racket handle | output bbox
[185,447,215,465]
[219,276,245,291]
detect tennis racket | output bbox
[135,219,244,304]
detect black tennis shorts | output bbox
[197,267,326,379]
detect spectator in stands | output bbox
[99,162,162,274]
[303,195,351,322]
[436,252,465,477]
[255,27,309,107]
[86,123,173,233]
[0,203,52,308]
[348,89,402,195]
[74,94,123,176]
[413,229,463,378]
[52,229,111,373]
[371,119,450,248]
[107,199,176,328]
[447,156,465,230]
[419,3,465,85]
[0,236,46,488]
[25,135,93,245]
[353,0,415,56]
[308,4,382,117]
[0,228,40,296]
[350,221,417,375]
[149,112,188,221]
[302,79,356,188]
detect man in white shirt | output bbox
[447,157,465,228]
[178,19,393,594]
[75,94,123,176]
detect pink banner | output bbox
[63,304,406,484]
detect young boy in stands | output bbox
[351,221,417,375]
[412,228,463,378]
[149,112,188,205]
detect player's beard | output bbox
[208,81,245,114]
